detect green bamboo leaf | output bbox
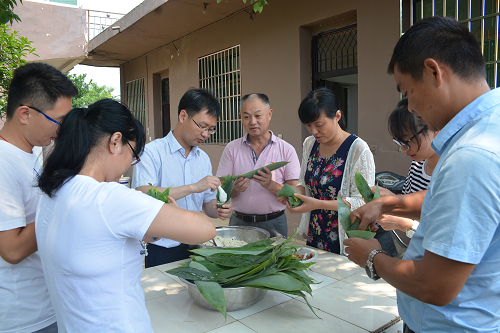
[347,218,360,231]
[234,272,307,291]
[345,229,376,240]
[219,161,289,182]
[355,170,374,202]
[217,175,234,207]
[373,183,381,200]
[239,239,274,248]
[146,183,170,203]
[166,267,222,282]
[239,161,289,179]
[190,261,227,319]
[190,245,274,256]
[337,196,352,233]
[278,183,303,207]
[205,253,266,268]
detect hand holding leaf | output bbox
[278,183,303,208]
[146,183,171,204]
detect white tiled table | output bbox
[141,246,403,333]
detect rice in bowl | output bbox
[202,236,247,247]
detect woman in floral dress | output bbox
[279,88,375,255]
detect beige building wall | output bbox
[121,0,410,235]
[12,1,87,71]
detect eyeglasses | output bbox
[187,112,217,135]
[20,104,61,126]
[126,141,141,166]
[392,127,427,149]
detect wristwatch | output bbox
[365,249,388,280]
[405,221,419,239]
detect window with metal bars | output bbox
[198,45,242,145]
[405,0,499,88]
[312,24,357,86]
[126,78,146,127]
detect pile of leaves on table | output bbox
[166,230,319,319]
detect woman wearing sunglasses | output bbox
[378,98,439,245]
[35,99,216,333]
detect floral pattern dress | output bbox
[305,134,356,254]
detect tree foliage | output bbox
[0,23,37,117]
[217,0,268,13]
[0,0,22,25]
[67,73,116,108]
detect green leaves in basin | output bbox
[278,183,303,208]
[146,183,170,203]
[189,261,226,319]
[167,229,319,319]
[219,161,289,182]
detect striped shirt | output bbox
[402,160,432,194]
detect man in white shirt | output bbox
[0,62,78,333]
[132,88,231,267]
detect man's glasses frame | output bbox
[187,112,217,135]
[20,104,61,126]
[392,126,427,149]
[126,141,141,166]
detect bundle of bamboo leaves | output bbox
[337,171,380,240]
[166,230,319,319]
[217,161,289,207]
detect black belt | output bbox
[233,210,285,223]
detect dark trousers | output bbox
[403,323,416,333]
[144,243,191,268]
[229,213,287,238]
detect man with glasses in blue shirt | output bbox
[0,62,78,333]
[132,88,231,268]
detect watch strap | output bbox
[365,249,388,280]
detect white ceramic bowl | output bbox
[297,247,318,263]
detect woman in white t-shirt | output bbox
[35,99,216,333]
[377,98,439,247]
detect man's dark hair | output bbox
[178,88,221,119]
[388,16,486,82]
[6,62,78,119]
[239,93,271,110]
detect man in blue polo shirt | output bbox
[344,17,500,332]
[132,88,231,268]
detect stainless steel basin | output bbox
[197,226,270,249]
[180,277,267,311]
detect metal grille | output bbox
[126,78,146,127]
[198,45,242,145]
[313,24,357,76]
[86,10,123,42]
[408,0,500,88]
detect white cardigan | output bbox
[297,135,375,255]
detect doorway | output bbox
[312,24,358,134]
[161,78,171,137]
